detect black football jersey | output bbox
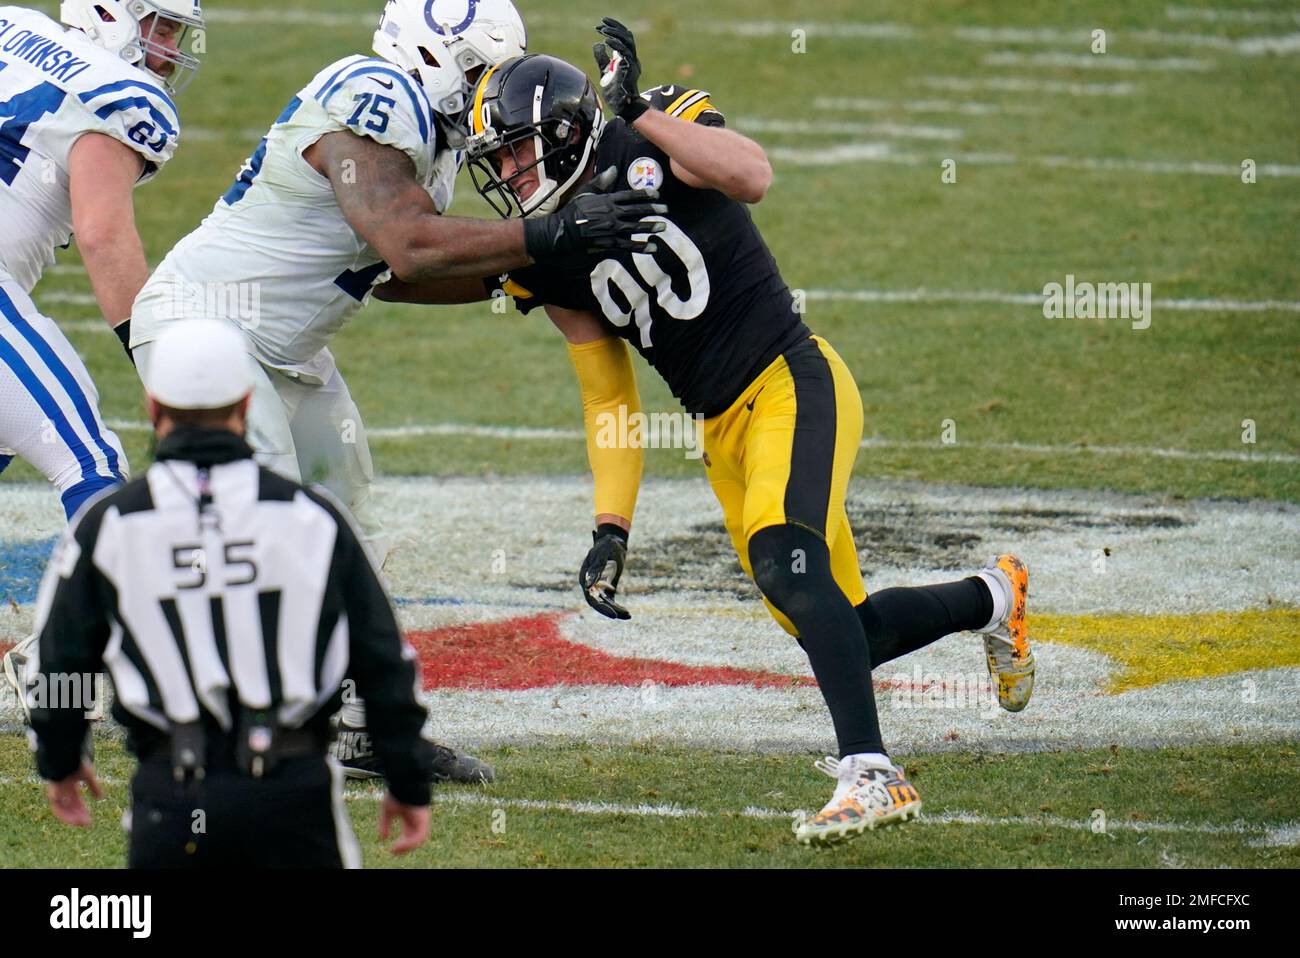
[505,112,811,418]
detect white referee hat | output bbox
[144,320,255,410]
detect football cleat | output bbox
[974,554,1035,712]
[1,634,36,724]
[332,724,496,785]
[793,755,922,845]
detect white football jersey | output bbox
[132,55,460,373]
[0,6,181,293]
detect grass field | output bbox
[2,0,1298,868]
[3,736,1298,869]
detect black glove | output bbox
[523,166,666,263]
[579,523,630,620]
[593,17,647,123]
[113,320,135,366]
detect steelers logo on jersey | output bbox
[627,157,665,191]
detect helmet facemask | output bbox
[135,5,203,94]
[61,0,205,95]
[469,111,601,219]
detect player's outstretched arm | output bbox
[372,276,495,304]
[310,130,527,280]
[68,134,149,336]
[546,304,643,536]
[547,304,643,620]
[595,17,771,202]
[633,109,773,203]
[309,132,665,282]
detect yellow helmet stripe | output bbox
[472,62,506,135]
[664,88,703,117]
[679,99,717,122]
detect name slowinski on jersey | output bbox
[0,20,94,83]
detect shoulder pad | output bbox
[639,85,726,127]
[74,71,182,168]
[313,57,436,160]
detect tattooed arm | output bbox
[305,131,531,281]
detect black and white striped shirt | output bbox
[28,427,435,805]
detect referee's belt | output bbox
[135,725,329,769]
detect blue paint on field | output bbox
[0,537,58,605]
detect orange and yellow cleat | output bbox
[794,755,922,845]
[975,553,1035,712]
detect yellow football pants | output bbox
[702,335,867,636]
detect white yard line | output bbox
[954,25,1300,54]
[343,789,1289,839]
[735,117,963,140]
[0,772,1283,842]
[1166,6,1300,25]
[917,76,1136,96]
[168,7,1300,56]
[1251,824,1300,847]
[803,286,1300,314]
[813,96,1044,116]
[766,142,1300,178]
[982,51,1215,72]
[697,20,915,40]
[97,418,1300,464]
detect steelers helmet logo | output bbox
[627,157,664,191]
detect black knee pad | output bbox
[748,523,836,620]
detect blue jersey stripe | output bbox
[92,96,177,137]
[221,96,303,207]
[0,290,124,482]
[78,78,179,125]
[314,57,366,102]
[321,64,432,144]
[0,335,99,484]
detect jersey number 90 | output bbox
[589,216,710,348]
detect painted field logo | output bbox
[1043,274,1151,329]
[50,888,151,938]
[595,404,705,460]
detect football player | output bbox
[422,28,1036,843]
[1,0,202,518]
[124,0,665,787]
[1,0,204,719]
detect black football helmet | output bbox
[466,54,605,219]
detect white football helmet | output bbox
[60,0,205,94]
[373,0,527,145]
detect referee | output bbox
[27,320,436,867]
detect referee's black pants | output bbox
[127,755,361,869]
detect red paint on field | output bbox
[407,612,816,691]
[0,642,12,659]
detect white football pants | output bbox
[133,340,388,567]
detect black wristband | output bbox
[620,97,649,124]
[113,321,135,366]
[522,215,559,262]
[594,523,629,544]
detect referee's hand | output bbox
[380,793,431,855]
[46,762,103,828]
